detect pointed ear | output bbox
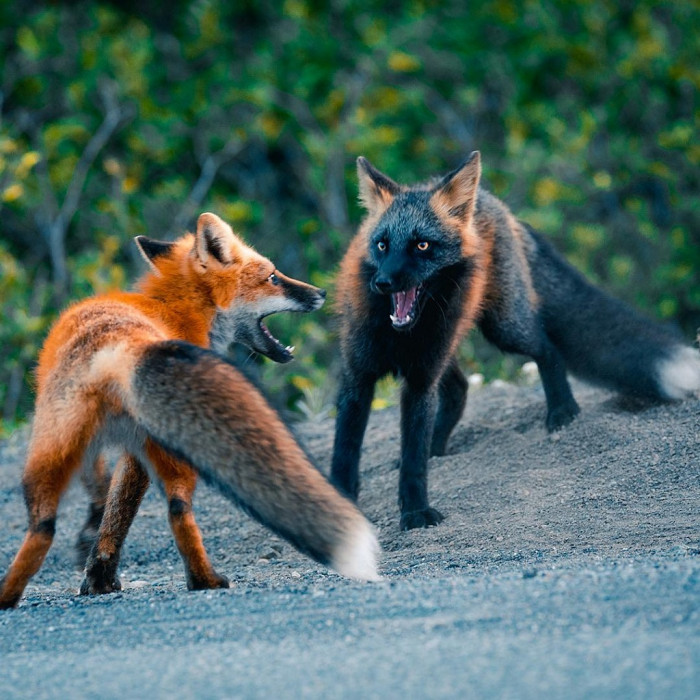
[195,212,238,266]
[357,157,400,213]
[134,236,176,273]
[430,151,481,223]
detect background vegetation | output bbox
[1,0,698,433]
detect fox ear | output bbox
[195,212,239,266]
[431,151,481,223]
[134,236,176,273]
[357,157,400,213]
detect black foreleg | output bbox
[330,370,376,501]
[398,381,445,530]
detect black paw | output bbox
[400,507,445,531]
[80,571,122,595]
[187,571,230,591]
[546,400,580,432]
[429,441,448,458]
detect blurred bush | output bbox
[1,0,698,431]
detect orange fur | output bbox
[0,212,334,608]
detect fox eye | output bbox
[377,241,387,252]
[268,273,279,285]
[416,241,430,251]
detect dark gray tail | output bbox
[528,228,700,400]
[125,341,380,581]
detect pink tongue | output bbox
[392,287,418,322]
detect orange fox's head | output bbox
[135,213,325,363]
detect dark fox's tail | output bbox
[528,227,700,400]
[125,341,380,581]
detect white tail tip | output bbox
[657,346,700,399]
[332,520,382,582]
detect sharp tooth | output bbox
[390,314,399,324]
[286,345,295,353]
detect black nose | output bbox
[319,288,327,298]
[373,277,392,293]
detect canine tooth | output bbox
[390,314,399,324]
[286,345,295,353]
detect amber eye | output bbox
[416,241,430,251]
[269,273,279,285]
[377,241,387,252]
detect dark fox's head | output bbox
[356,152,482,330]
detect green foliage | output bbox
[1,0,698,425]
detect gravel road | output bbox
[1,378,698,698]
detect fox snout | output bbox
[371,274,393,294]
[371,269,414,296]
[276,272,326,311]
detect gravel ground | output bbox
[0,378,698,698]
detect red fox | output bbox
[331,152,700,530]
[0,212,380,609]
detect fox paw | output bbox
[80,574,122,596]
[400,507,445,531]
[546,400,580,432]
[187,571,230,591]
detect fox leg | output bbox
[81,454,150,595]
[431,358,468,457]
[330,370,376,501]
[480,311,579,432]
[74,455,112,569]
[0,429,88,608]
[398,380,445,531]
[534,340,581,431]
[146,441,229,590]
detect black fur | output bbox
[279,277,327,309]
[332,166,696,530]
[332,190,479,529]
[135,236,175,262]
[525,226,683,398]
[168,498,189,517]
[33,517,56,536]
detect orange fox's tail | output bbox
[125,340,380,581]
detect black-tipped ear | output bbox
[195,212,236,266]
[357,157,400,213]
[430,151,481,222]
[134,236,176,272]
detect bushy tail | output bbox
[529,228,700,400]
[125,341,380,581]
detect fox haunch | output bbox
[0,212,380,609]
[331,153,700,530]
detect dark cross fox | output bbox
[331,152,700,530]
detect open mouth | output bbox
[257,317,295,363]
[390,285,422,330]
